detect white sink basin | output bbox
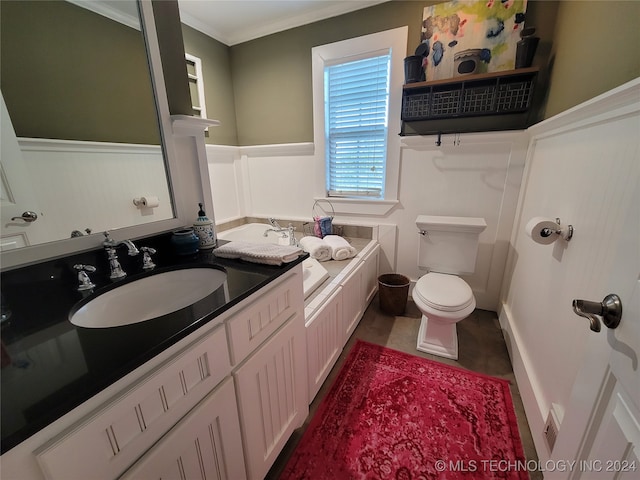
[70,267,227,329]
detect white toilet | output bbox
[413,215,487,360]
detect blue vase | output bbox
[171,228,200,255]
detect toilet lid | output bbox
[414,273,474,312]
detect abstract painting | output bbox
[421,0,528,80]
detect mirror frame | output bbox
[1,1,193,270]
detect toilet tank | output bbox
[415,215,487,275]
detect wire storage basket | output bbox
[401,68,537,121]
[304,199,341,237]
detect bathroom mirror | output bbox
[0,0,175,257]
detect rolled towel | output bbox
[299,236,332,262]
[323,235,357,261]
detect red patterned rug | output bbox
[281,340,527,479]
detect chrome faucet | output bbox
[264,227,288,238]
[103,232,139,279]
[287,224,297,246]
[268,218,282,229]
[264,222,297,246]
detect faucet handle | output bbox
[140,247,156,270]
[74,264,96,273]
[269,218,283,229]
[73,264,96,291]
[103,231,116,246]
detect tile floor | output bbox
[266,296,542,480]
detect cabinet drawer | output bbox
[35,325,230,480]
[120,376,246,480]
[227,270,303,365]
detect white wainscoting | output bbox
[205,131,528,312]
[205,144,244,223]
[18,138,171,242]
[499,78,640,461]
[398,132,528,310]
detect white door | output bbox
[546,159,639,478]
[1,91,48,249]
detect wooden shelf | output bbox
[403,67,539,91]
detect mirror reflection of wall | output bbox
[0,0,173,250]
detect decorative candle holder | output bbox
[170,228,200,255]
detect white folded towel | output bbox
[298,236,332,262]
[213,241,303,266]
[323,235,357,261]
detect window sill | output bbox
[315,197,398,216]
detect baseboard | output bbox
[498,302,551,461]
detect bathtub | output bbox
[217,223,330,299]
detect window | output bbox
[325,54,390,198]
[312,27,407,214]
[185,53,207,119]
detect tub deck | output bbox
[216,222,375,316]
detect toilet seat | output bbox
[414,273,474,312]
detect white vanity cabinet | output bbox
[31,323,234,480]
[120,376,246,480]
[2,264,308,480]
[227,267,308,480]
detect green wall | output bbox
[1,0,159,144]
[227,0,563,146]
[152,0,193,118]
[189,0,638,147]
[182,25,238,145]
[230,1,436,146]
[544,0,640,118]
[4,1,637,147]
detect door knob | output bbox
[572,294,622,332]
[10,211,38,222]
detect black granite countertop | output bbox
[0,232,307,454]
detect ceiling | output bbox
[177,0,390,46]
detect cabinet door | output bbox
[342,262,364,344]
[306,286,343,402]
[120,376,246,480]
[234,317,308,480]
[36,325,230,480]
[361,244,380,306]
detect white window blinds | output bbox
[325,54,390,198]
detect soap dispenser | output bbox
[193,203,216,249]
